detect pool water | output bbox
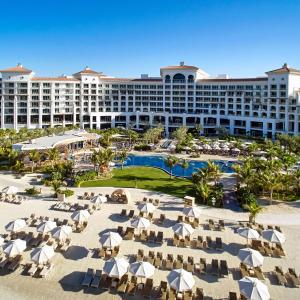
[118,154,234,178]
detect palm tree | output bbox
[247,203,263,224]
[91,148,114,176]
[180,159,189,177]
[46,148,60,168]
[118,149,128,170]
[28,150,40,173]
[164,155,179,179]
[261,171,280,204]
[206,160,221,185]
[194,182,211,205]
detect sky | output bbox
[0,0,299,78]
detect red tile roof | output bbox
[74,67,102,75]
[0,64,32,74]
[266,64,300,75]
[160,65,199,70]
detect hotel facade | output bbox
[1,63,300,138]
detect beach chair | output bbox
[206,236,213,249]
[137,249,144,261]
[117,274,128,293]
[254,266,265,280]
[157,213,165,225]
[274,266,287,286]
[8,254,23,271]
[159,281,168,300]
[120,209,127,218]
[172,234,179,247]
[220,260,229,277]
[166,254,174,270]
[229,292,238,300]
[154,199,160,206]
[123,227,134,240]
[208,219,214,230]
[219,219,225,230]
[274,244,285,257]
[154,252,163,268]
[128,210,135,218]
[140,230,148,242]
[200,258,207,274]
[142,278,153,298]
[194,288,204,300]
[183,290,193,300]
[117,226,124,237]
[186,256,194,273]
[81,268,94,287]
[156,231,163,244]
[148,230,156,243]
[211,259,219,276]
[177,215,183,223]
[192,218,200,228]
[263,242,273,256]
[215,237,223,251]
[240,263,250,277]
[126,276,137,295]
[287,268,300,287]
[168,288,176,300]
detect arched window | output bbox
[165,75,171,83]
[188,75,194,83]
[173,73,186,83]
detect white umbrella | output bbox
[2,186,18,195]
[213,145,221,151]
[262,229,286,245]
[3,239,26,257]
[103,257,129,278]
[193,145,202,151]
[131,217,150,229]
[237,227,260,244]
[223,146,230,151]
[202,144,211,150]
[130,261,155,279]
[37,221,57,234]
[71,209,90,223]
[172,222,194,237]
[238,248,264,268]
[167,269,195,292]
[91,194,107,205]
[0,236,4,246]
[100,231,122,248]
[137,202,156,214]
[31,245,54,265]
[182,206,202,218]
[51,225,72,241]
[232,148,241,152]
[5,219,26,232]
[239,277,270,300]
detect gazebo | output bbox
[111,189,131,204]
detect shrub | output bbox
[74,170,98,186]
[57,189,74,198]
[134,144,152,151]
[25,186,41,196]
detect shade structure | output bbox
[103,257,129,278]
[3,239,26,257]
[129,261,155,278]
[31,245,54,265]
[51,225,72,241]
[237,227,260,244]
[137,202,156,213]
[99,231,122,249]
[5,219,26,232]
[2,185,18,195]
[182,206,202,218]
[131,217,150,229]
[71,209,90,223]
[239,277,270,300]
[172,222,194,237]
[262,229,286,245]
[238,248,264,268]
[37,221,57,234]
[91,194,107,205]
[167,269,195,292]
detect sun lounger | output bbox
[120,209,127,217]
[157,214,165,225]
[117,274,128,293]
[192,218,200,228]
[219,219,225,230]
[240,263,250,277]
[287,268,300,287]
[215,237,223,251]
[0,258,9,269]
[274,266,287,286]
[183,290,193,300]
[117,226,124,237]
[28,263,38,276]
[177,215,183,223]
[128,210,135,218]
[200,258,207,274]
[148,230,156,243]
[194,288,204,300]
[220,260,229,277]
[82,268,94,287]
[142,278,153,298]
[156,231,163,244]
[229,292,238,300]
[126,276,137,295]
[206,236,213,249]
[39,264,52,278]
[263,242,273,256]
[211,259,219,276]
[123,227,134,240]
[8,255,23,271]
[166,254,173,270]
[91,269,102,288]
[158,281,168,300]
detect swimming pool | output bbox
[118,154,234,178]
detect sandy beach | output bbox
[0,172,300,300]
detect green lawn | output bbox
[80,166,193,198]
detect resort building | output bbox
[1,62,300,138]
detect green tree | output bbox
[46,148,60,168]
[164,155,179,179]
[247,203,263,224]
[118,149,128,170]
[91,148,114,176]
[180,159,189,177]
[194,182,211,205]
[28,149,40,173]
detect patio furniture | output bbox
[81,268,94,287]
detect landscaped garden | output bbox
[80,166,194,198]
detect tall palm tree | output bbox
[46,148,60,168]
[164,155,179,179]
[118,149,128,170]
[247,203,263,224]
[261,171,280,204]
[194,182,211,205]
[206,160,221,185]
[180,159,189,177]
[28,149,40,173]
[91,148,114,176]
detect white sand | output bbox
[0,172,300,300]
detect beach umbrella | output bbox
[99,231,122,248]
[0,236,4,246]
[262,229,286,245]
[2,186,18,195]
[3,239,26,257]
[131,217,150,229]
[71,209,90,223]
[232,148,241,152]
[31,245,54,265]
[51,225,72,241]
[239,277,270,300]
[137,202,156,214]
[37,220,57,234]
[91,194,107,205]
[129,261,155,279]
[103,257,129,278]
[238,248,264,268]
[237,227,260,245]
[167,269,195,292]
[223,146,230,151]
[182,206,202,218]
[5,219,26,232]
[193,145,202,151]
[202,144,211,150]
[172,222,194,237]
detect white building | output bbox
[1,62,300,138]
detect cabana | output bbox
[111,189,131,204]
